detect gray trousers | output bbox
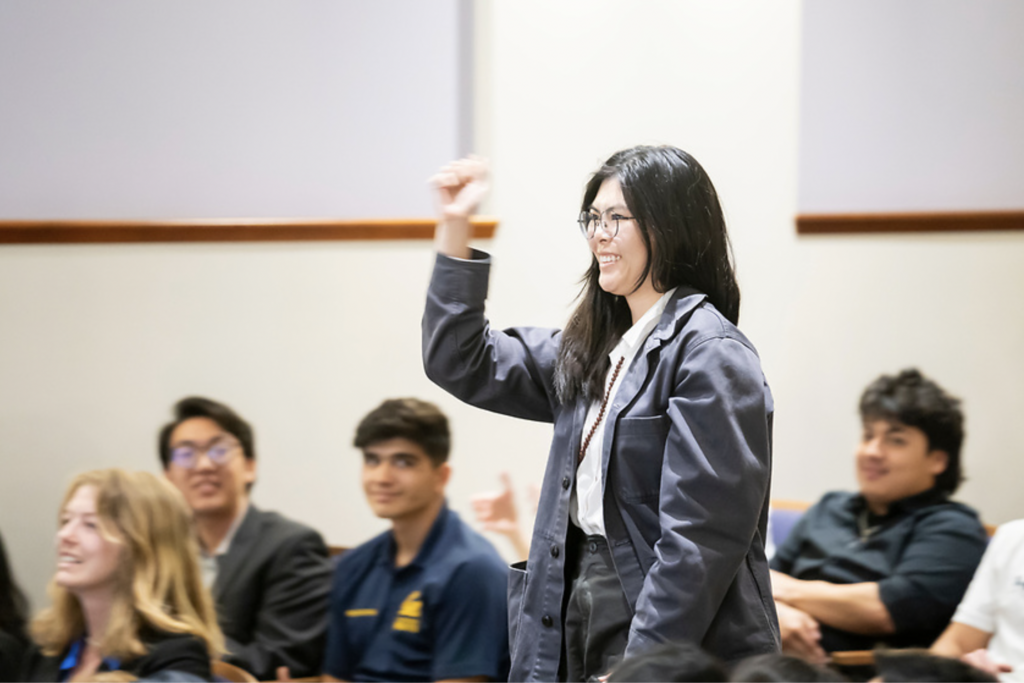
[563,535,634,682]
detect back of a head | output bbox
[353,397,451,465]
[859,368,964,495]
[607,642,728,682]
[874,649,996,682]
[730,653,846,682]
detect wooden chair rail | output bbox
[829,649,876,667]
[797,210,1024,235]
[0,217,499,244]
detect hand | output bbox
[471,472,530,561]
[775,602,828,665]
[276,666,292,681]
[961,649,1013,677]
[431,156,489,221]
[471,472,519,536]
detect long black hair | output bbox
[556,145,740,403]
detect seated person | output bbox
[159,397,331,681]
[931,518,1024,680]
[771,369,988,662]
[1,529,30,682]
[20,469,223,681]
[323,398,509,682]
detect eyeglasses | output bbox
[169,439,241,469]
[577,210,635,239]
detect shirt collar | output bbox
[376,501,451,570]
[850,486,948,520]
[202,501,250,558]
[59,638,121,678]
[610,287,677,361]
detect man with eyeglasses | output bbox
[159,396,332,681]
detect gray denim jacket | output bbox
[423,252,780,681]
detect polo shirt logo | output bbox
[393,591,423,633]
[344,609,378,617]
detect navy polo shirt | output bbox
[771,487,988,651]
[324,504,510,682]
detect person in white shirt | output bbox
[932,519,1024,680]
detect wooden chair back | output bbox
[211,660,258,683]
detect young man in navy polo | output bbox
[323,398,510,682]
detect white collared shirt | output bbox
[571,288,677,537]
[199,501,249,588]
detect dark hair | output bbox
[353,398,451,466]
[158,396,256,469]
[556,145,740,402]
[874,649,996,682]
[608,641,728,682]
[859,368,965,495]
[0,530,29,644]
[730,653,847,682]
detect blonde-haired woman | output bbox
[21,469,224,681]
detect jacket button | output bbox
[542,615,553,627]
[562,476,570,490]
[550,545,560,558]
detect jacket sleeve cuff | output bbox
[430,249,492,303]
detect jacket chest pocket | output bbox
[610,414,669,504]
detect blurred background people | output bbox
[323,398,509,682]
[159,397,331,680]
[0,529,30,682]
[606,641,728,682]
[873,649,996,682]
[931,517,1024,680]
[771,369,988,662]
[20,469,223,681]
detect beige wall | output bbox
[3,0,1023,615]
[471,0,1024,536]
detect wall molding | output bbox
[796,210,1024,235]
[0,217,498,244]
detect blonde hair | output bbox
[31,469,225,661]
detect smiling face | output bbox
[361,437,450,523]
[163,416,255,520]
[587,177,661,321]
[55,485,124,599]
[856,419,949,515]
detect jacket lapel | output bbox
[600,287,706,479]
[212,505,260,601]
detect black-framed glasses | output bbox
[170,439,241,469]
[577,210,635,239]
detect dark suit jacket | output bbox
[214,505,331,681]
[19,629,211,681]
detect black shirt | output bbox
[770,487,988,651]
[19,629,212,682]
